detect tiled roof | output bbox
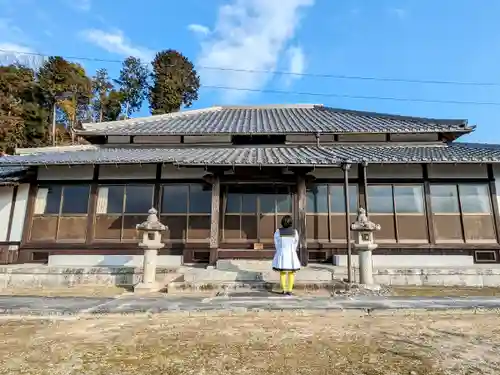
[75,105,471,136]
[1,143,500,166]
[0,166,29,184]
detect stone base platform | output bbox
[0,265,180,289]
[2,261,500,290]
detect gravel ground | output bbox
[0,311,499,374]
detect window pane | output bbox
[307,185,328,213]
[125,185,154,213]
[242,193,257,213]
[367,186,394,214]
[45,186,62,214]
[162,185,188,214]
[189,184,212,214]
[430,185,459,214]
[276,193,292,213]
[394,185,424,214]
[459,184,491,214]
[226,193,241,214]
[61,186,90,214]
[330,185,358,213]
[260,194,275,214]
[106,186,125,214]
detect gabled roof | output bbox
[1,142,499,167]
[75,104,472,136]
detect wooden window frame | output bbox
[367,183,428,244]
[94,184,155,243]
[160,183,212,243]
[306,183,358,244]
[221,185,293,243]
[429,182,497,244]
[30,184,91,243]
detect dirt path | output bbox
[0,311,499,374]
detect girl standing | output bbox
[272,215,301,296]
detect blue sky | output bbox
[1,0,500,142]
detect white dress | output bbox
[272,228,301,272]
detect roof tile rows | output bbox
[1,143,499,167]
[76,105,471,136]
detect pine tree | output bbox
[149,50,200,115]
[115,56,149,118]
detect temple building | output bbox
[0,104,500,268]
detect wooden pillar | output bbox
[85,165,99,245]
[297,174,308,266]
[358,161,368,212]
[487,164,500,243]
[342,163,353,283]
[208,175,221,266]
[422,164,436,244]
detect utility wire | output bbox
[1,48,500,87]
[203,85,500,106]
[2,49,500,106]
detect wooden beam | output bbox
[487,164,500,244]
[342,163,353,283]
[85,165,99,245]
[209,175,221,266]
[358,162,368,212]
[422,164,436,244]
[297,173,308,266]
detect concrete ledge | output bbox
[166,281,339,293]
[333,267,500,286]
[0,266,178,289]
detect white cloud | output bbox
[0,43,42,68]
[283,45,305,87]
[388,7,407,19]
[197,0,314,103]
[188,24,210,36]
[0,19,41,68]
[65,0,91,11]
[79,29,154,61]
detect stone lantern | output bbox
[134,208,167,293]
[350,207,381,286]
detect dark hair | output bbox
[281,215,293,229]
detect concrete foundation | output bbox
[332,254,474,268]
[0,265,178,289]
[48,254,183,268]
[3,262,500,289]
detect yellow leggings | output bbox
[279,271,296,292]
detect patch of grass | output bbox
[391,286,500,297]
[0,311,499,374]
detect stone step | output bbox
[166,281,344,294]
[182,268,335,283]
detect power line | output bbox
[2,49,500,106]
[1,48,500,87]
[203,85,500,106]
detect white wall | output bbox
[0,184,29,243]
[333,254,474,267]
[0,186,13,241]
[10,184,29,242]
[37,165,94,180]
[428,164,488,179]
[99,164,156,179]
[48,254,183,267]
[366,164,423,179]
[310,166,358,179]
[161,165,207,179]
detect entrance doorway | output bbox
[221,184,294,244]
